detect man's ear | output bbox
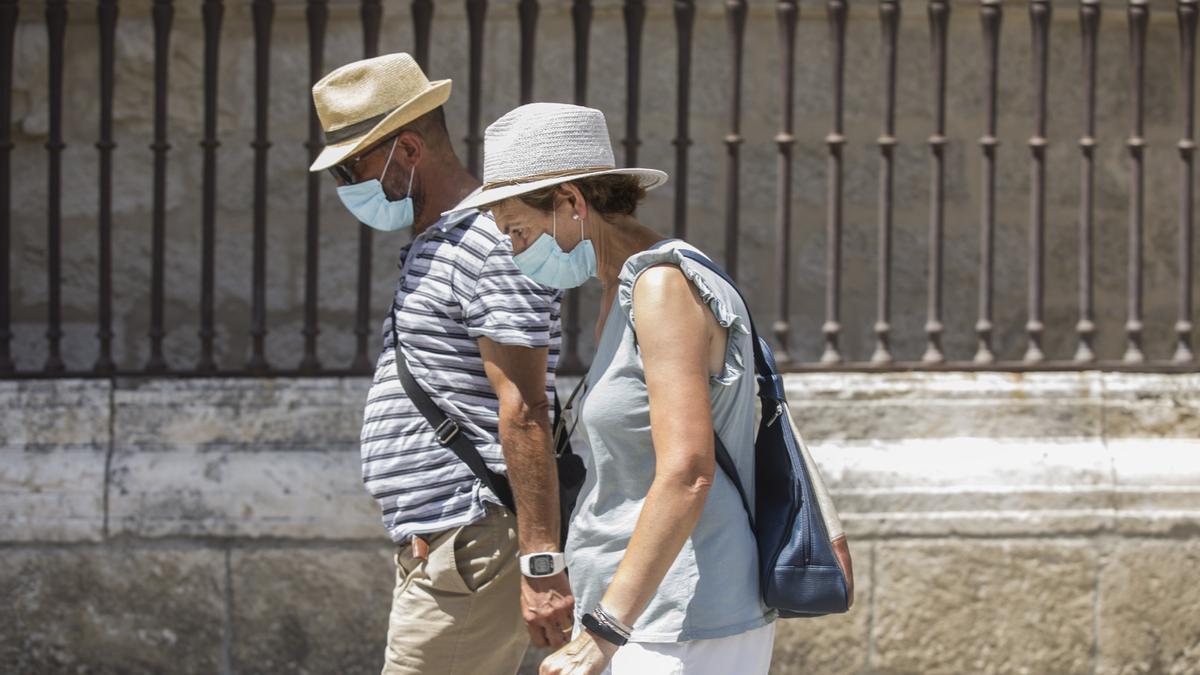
[396,130,424,167]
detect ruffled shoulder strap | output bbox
[616,241,751,386]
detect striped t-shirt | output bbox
[361,209,562,544]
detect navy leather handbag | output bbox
[673,247,855,618]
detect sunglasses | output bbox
[327,133,402,185]
[327,156,362,185]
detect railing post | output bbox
[1177,0,1198,363]
[0,0,14,375]
[301,0,327,374]
[1025,0,1051,364]
[873,0,900,365]
[45,0,67,373]
[673,0,695,240]
[465,0,487,177]
[518,0,538,105]
[146,0,172,373]
[1076,0,1100,363]
[413,0,433,71]
[622,0,645,167]
[1125,0,1148,363]
[823,0,847,364]
[923,0,949,365]
[724,0,747,280]
[96,0,117,374]
[248,0,273,374]
[975,0,1001,365]
[774,0,798,365]
[559,0,592,376]
[351,0,382,373]
[199,0,222,373]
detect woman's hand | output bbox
[538,630,618,675]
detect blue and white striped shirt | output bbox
[361,208,562,543]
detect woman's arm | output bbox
[540,263,724,675]
[597,263,721,625]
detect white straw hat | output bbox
[309,53,451,172]
[451,103,668,213]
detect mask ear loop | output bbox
[378,136,400,183]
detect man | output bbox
[309,53,574,675]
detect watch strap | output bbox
[519,552,566,577]
[582,612,629,647]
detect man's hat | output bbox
[308,53,451,172]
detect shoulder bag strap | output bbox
[390,313,516,513]
[646,240,783,531]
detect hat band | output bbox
[324,109,393,145]
[482,165,615,191]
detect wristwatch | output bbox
[519,552,567,578]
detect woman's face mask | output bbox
[512,207,596,289]
[335,137,417,232]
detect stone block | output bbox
[814,439,1116,538]
[0,547,225,673]
[1101,374,1200,439]
[785,372,1105,442]
[771,544,871,675]
[0,379,110,542]
[1110,440,1200,536]
[0,379,111,449]
[108,447,381,539]
[112,377,366,452]
[0,449,107,542]
[872,541,1095,675]
[1097,540,1200,675]
[230,547,395,674]
[108,377,382,539]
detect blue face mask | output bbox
[336,138,416,232]
[513,210,597,289]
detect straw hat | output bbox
[309,53,451,172]
[451,103,668,213]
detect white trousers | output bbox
[603,622,775,675]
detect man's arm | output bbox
[478,337,575,649]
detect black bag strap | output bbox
[553,378,587,457]
[390,316,517,513]
[645,240,790,531]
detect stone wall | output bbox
[6,0,1198,372]
[3,371,1198,674]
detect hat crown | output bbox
[313,53,431,134]
[482,103,616,185]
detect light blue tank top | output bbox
[565,240,774,642]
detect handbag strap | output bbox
[390,314,517,513]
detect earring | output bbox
[572,214,580,220]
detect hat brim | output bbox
[444,167,670,216]
[308,79,452,172]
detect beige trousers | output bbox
[381,505,529,675]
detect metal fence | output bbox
[0,0,1197,377]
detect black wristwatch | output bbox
[581,612,629,647]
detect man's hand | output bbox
[522,571,575,649]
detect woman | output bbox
[454,103,774,675]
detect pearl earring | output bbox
[572,214,580,220]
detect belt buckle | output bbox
[435,418,460,444]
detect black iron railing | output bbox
[1,0,1198,378]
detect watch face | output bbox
[530,555,554,575]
